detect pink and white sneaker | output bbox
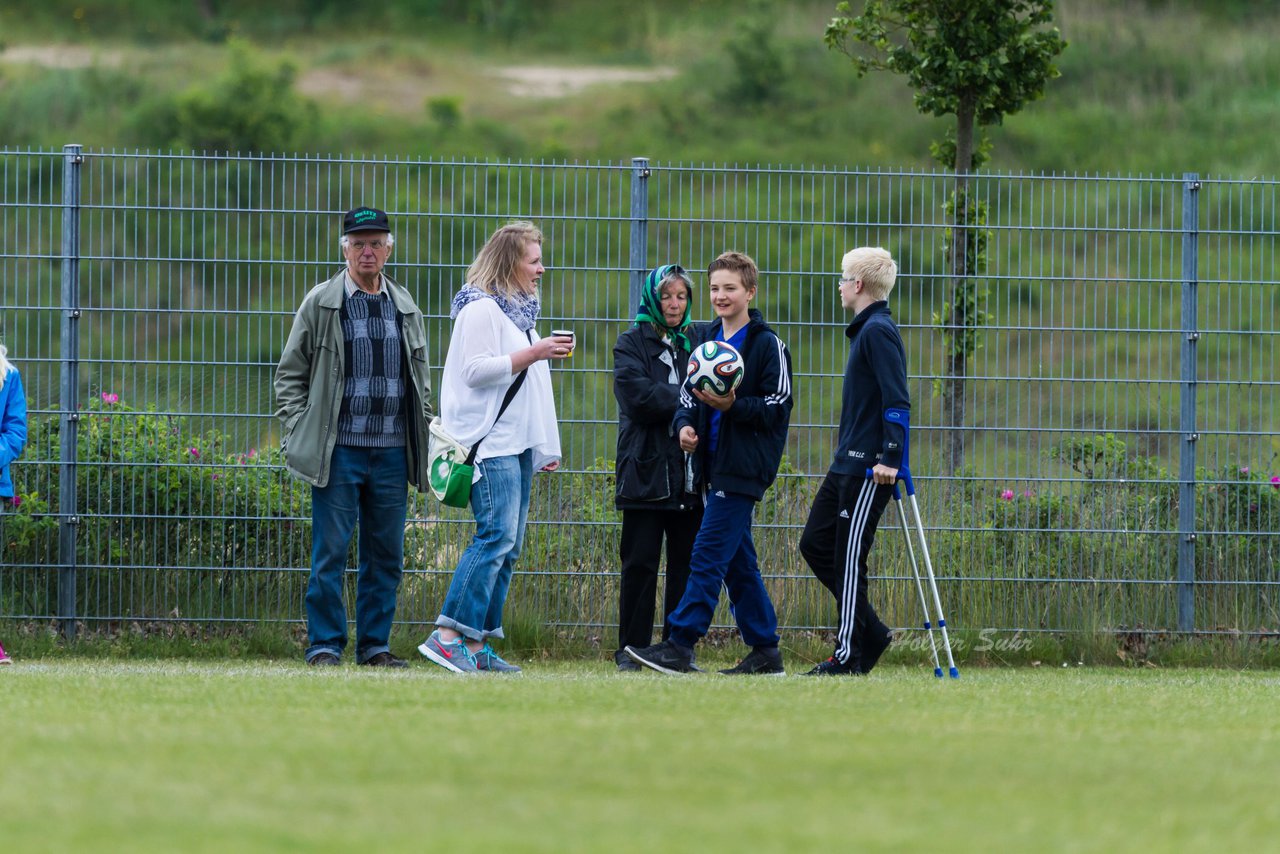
[0,641,12,665]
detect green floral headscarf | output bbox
[635,264,694,351]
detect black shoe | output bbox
[308,652,341,667]
[625,640,696,675]
[803,656,858,676]
[860,631,892,674]
[360,652,409,668]
[719,646,785,676]
[615,649,642,672]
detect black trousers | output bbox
[616,505,702,657]
[799,471,893,668]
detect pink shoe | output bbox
[0,641,12,665]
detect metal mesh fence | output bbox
[2,147,1277,642]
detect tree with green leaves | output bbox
[825,1,1066,475]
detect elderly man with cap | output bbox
[275,206,433,667]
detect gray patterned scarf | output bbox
[450,284,540,332]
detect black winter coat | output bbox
[673,309,793,501]
[612,323,701,511]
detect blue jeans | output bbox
[667,489,780,650]
[435,449,533,641]
[306,445,408,663]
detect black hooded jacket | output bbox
[672,309,793,501]
[613,322,700,511]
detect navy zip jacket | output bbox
[831,300,910,475]
[673,309,793,501]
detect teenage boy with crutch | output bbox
[799,247,906,676]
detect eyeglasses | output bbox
[348,239,388,252]
[838,276,856,285]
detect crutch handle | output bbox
[863,466,916,496]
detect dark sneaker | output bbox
[860,631,892,674]
[803,656,858,676]
[307,652,341,667]
[615,651,642,672]
[625,640,696,675]
[417,629,479,674]
[719,646,785,676]
[473,644,522,674]
[360,652,409,669]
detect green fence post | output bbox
[58,143,83,640]
[628,157,650,315]
[1177,173,1199,633]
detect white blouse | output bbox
[438,297,561,470]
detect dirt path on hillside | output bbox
[297,63,674,111]
[491,65,675,98]
[2,45,673,111]
[0,45,124,68]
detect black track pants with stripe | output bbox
[799,471,893,668]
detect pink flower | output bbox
[1240,466,1250,476]
[212,474,220,481]
[1271,475,1280,489]
[11,495,22,509]
[1000,490,1015,501]
[189,447,200,459]
[100,392,119,404]
[248,449,257,459]
[1022,490,1034,499]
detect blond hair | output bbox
[842,247,897,300]
[0,344,11,388]
[466,221,543,299]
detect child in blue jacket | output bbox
[625,252,794,675]
[0,343,29,665]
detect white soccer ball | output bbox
[686,340,744,397]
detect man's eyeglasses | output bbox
[348,239,388,252]
[838,276,855,285]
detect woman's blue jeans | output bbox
[435,449,533,641]
[306,444,408,663]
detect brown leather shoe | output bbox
[360,651,409,668]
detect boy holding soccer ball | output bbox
[626,251,794,675]
[799,247,908,675]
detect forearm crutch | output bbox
[869,465,960,679]
[890,481,943,677]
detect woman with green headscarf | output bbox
[611,264,703,671]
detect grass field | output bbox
[2,660,1277,852]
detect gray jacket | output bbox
[274,271,434,489]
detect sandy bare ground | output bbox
[492,65,676,98]
[297,62,674,113]
[0,45,124,68]
[2,44,673,109]
[298,63,675,111]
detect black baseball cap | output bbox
[343,206,391,234]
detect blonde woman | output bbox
[418,222,571,674]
